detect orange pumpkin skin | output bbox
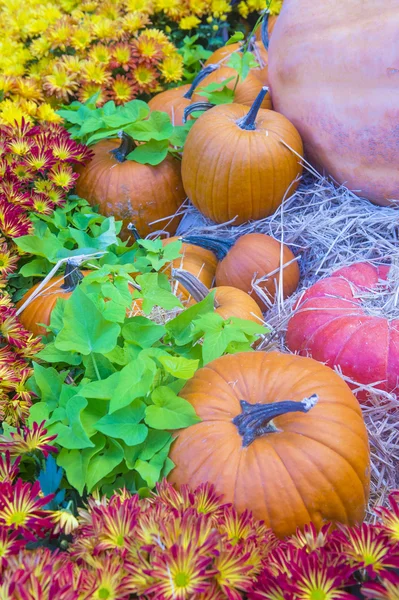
[205,41,269,84]
[75,139,185,240]
[168,351,370,538]
[268,0,399,205]
[17,272,143,336]
[162,237,218,303]
[17,271,91,336]
[212,286,264,322]
[148,85,191,126]
[191,67,272,109]
[181,100,302,225]
[216,234,299,311]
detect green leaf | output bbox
[48,395,94,450]
[193,312,255,364]
[86,438,124,492]
[122,317,165,348]
[28,402,50,428]
[79,371,120,400]
[80,398,109,438]
[226,31,245,45]
[145,386,200,430]
[57,433,105,495]
[134,439,173,487]
[94,400,148,446]
[32,363,65,410]
[158,354,199,379]
[36,342,82,366]
[165,292,215,345]
[19,258,49,277]
[55,287,120,356]
[127,139,169,166]
[137,430,172,461]
[13,228,64,261]
[127,111,173,142]
[135,273,182,313]
[227,51,258,80]
[109,359,156,414]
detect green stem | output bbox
[61,259,84,292]
[109,131,136,163]
[91,353,101,381]
[181,235,235,261]
[183,102,215,124]
[236,86,269,131]
[183,65,219,100]
[233,395,318,447]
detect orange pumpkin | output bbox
[190,66,272,109]
[162,237,217,304]
[172,268,264,322]
[182,233,300,311]
[181,88,303,225]
[268,0,399,205]
[168,351,370,538]
[75,132,185,240]
[148,65,218,126]
[205,39,268,84]
[17,264,142,336]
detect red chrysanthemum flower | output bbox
[330,523,399,578]
[0,421,57,458]
[362,571,399,599]
[214,544,255,599]
[0,178,32,209]
[0,526,25,569]
[0,395,32,426]
[0,479,54,536]
[0,453,20,484]
[109,43,133,71]
[289,522,333,553]
[286,551,357,600]
[23,147,57,173]
[0,307,30,348]
[30,194,55,215]
[48,163,79,190]
[90,494,141,554]
[248,573,293,600]
[49,137,88,164]
[374,491,399,543]
[0,198,32,237]
[76,556,131,600]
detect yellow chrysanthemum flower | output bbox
[43,66,79,101]
[92,17,118,39]
[125,0,153,12]
[29,36,52,59]
[89,44,113,65]
[36,103,63,123]
[268,0,283,15]
[179,15,201,30]
[59,55,84,75]
[70,28,93,51]
[82,60,111,85]
[238,1,249,18]
[14,78,43,102]
[0,76,16,98]
[189,0,207,16]
[211,0,231,15]
[0,100,32,126]
[159,54,184,82]
[122,12,150,33]
[155,0,182,18]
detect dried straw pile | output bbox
[174,172,399,520]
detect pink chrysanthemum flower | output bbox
[0,526,25,569]
[48,163,79,190]
[362,571,399,599]
[0,453,21,484]
[0,198,32,237]
[24,147,57,172]
[0,421,57,458]
[0,479,54,536]
[374,491,399,543]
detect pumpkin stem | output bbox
[172,267,219,304]
[261,12,270,50]
[127,223,141,241]
[237,86,269,131]
[109,130,136,163]
[183,65,219,100]
[61,259,84,292]
[233,394,318,447]
[181,235,235,260]
[183,102,215,124]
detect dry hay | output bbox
[168,172,399,521]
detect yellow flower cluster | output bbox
[0,0,184,125]
[238,0,282,19]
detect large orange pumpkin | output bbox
[190,66,272,109]
[75,132,185,240]
[183,233,300,311]
[168,351,370,538]
[205,39,269,84]
[148,65,218,126]
[172,268,264,322]
[181,88,303,225]
[268,0,399,205]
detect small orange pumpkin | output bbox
[168,350,370,538]
[172,268,264,322]
[17,264,142,336]
[148,65,218,126]
[75,132,185,240]
[190,67,272,109]
[182,233,300,311]
[181,88,303,225]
